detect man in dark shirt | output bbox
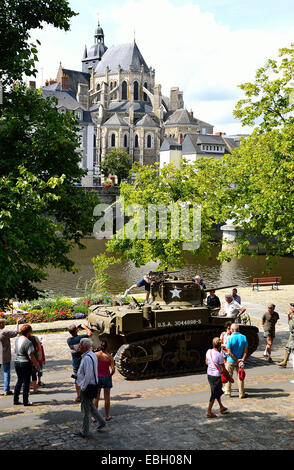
[262,304,279,363]
[67,324,92,402]
[206,290,221,309]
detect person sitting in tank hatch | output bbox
[192,275,206,289]
[223,294,246,323]
[206,290,221,308]
[123,272,153,303]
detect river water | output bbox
[38,239,294,297]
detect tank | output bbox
[88,272,259,380]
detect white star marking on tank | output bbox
[170,288,182,298]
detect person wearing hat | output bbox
[277,303,294,368]
[223,294,246,322]
[67,323,92,402]
[13,324,40,406]
[192,275,206,289]
[261,304,279,363]
[0,317,20,395]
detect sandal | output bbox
[220,407,228,414]
[206,413,217,418]
[105,417,112,421]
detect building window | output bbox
[124,134,128,147]
[143,82,148,102]
[122,81,127,100]
[134,81,139,100]
[135,134,139,148]
[111,133,116,147]
[147,134,152,148]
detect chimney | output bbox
[61,73,69,90]
[189,109,193,119]
[178,134,183,144]
[29,81,36,89]
[215,132,226,136]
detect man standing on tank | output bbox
[67,324,93,402]
[123,272,153,303]
[262,304,279,363]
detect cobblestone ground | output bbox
[0,327,294,450]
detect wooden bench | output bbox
[250,276,281,292]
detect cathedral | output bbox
[42,21,214,186]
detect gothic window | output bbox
[135,134,139,148]
[122,81,128,100]
[134,81,139,100]
[147,134,152,149]
[143,82,148,102]
[111,133,116,147]
[124,134,128,147]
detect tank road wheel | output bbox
[161,352,178,371]
[115,344,149,379]
[187,349,201,368]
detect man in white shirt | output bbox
[74,338,106,438]
[223,294,246,323]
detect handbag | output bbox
[84,354,99,399]
[210,350,234,384]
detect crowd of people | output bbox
[1,283,294,434]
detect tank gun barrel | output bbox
[204,284,238,293]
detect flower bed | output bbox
[0,294,116,324]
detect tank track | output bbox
[115,328,218,380]
[115,326,259,380]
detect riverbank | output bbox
[5,285,293,334]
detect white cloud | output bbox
[29,0,294,134]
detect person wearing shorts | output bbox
[262,304,279,363]
[93,340,115,422]
[123,273,153,302]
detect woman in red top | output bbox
[93,340,115,421]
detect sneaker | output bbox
[73,431,88,438]
[268,357,273,363]
[289,380,294,384]
[13,401,22,405]
[4,391,13,396]
[24,402,33,406]
[223,393,232,397]
[97,423,106,431]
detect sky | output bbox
[29,0,294,134]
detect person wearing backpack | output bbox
[205,337,229,418]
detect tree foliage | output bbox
[101,148,132,184]
[234,44,294,132]
[0,0,77,86]
[0,2,99,306]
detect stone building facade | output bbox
[42,21,214,186]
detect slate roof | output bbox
[164,109,213,129]
[102,113,129,127]
[160,137,182,151]
[61,68,90,95]
[41,88,93,124]
[182,134,230,155]
[95,41,149,75]
[135,114,159,128]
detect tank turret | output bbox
[88,273,259,380]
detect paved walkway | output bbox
[0,325,294,450]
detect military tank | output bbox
[88,272,259,380]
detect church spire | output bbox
[95,19,105,44]
[83,44,87,59]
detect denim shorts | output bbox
[98,376,113,389]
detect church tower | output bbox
[82,21,108,73]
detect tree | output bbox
[100,149,132,184]
[106,160,222,269]
[0,0,77,87]
[0,2,99,307]
[234,44,294,132]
